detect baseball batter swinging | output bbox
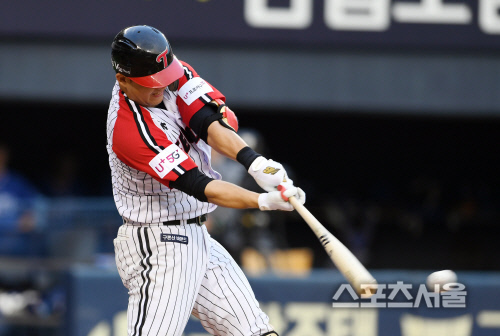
[107,25,305,336]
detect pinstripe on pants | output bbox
[114,223,273,336]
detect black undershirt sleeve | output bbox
[236,146,262,171]
[169,168,214,202]
[189,103,223,143]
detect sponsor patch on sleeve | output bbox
[149,144,188,178]
[178,77,213,105]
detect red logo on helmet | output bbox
[156,46,169,69]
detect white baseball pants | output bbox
[114,223,274,336]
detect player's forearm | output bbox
[204,180,259,209]
[206,121,247,161]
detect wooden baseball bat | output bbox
[288,195,377,296]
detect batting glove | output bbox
[258,185,305,211]
[248,156,294,192]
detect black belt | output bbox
[163,214,207,226]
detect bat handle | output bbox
[278,186,304,212]
[288,195,300,207]
[288,195,327,237]
[288,195,306,216]
[288,195,314,222]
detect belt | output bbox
[163,214,207,226]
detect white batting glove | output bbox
[258,185,306,211]
[248,156,293,192]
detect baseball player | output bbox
[107,25,305,336]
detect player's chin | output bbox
[144,96,163,107]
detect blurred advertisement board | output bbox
[2,0,500,50]
[66,268,500,336]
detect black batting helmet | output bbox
[111,25,183,88]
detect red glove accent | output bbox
[277,185,289,202]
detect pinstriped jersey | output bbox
[107,61,225,224]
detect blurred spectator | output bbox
[208,129,283,265]
[323,198,379,266]
[42,152,87,196]
[208,129,262,259]
[0,143,63,336]
[0,142,43,257]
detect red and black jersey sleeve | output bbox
[112,92,197,187]
[176,60,226,126]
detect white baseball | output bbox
[426,270,457,292]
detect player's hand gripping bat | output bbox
[281,187,377,296]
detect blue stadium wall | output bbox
[66,267,500,336]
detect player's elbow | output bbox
[169,169,213,202]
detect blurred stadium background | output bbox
[1,0,500,335]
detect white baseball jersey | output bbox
[106,61,224,224]
[108,61,275,336]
